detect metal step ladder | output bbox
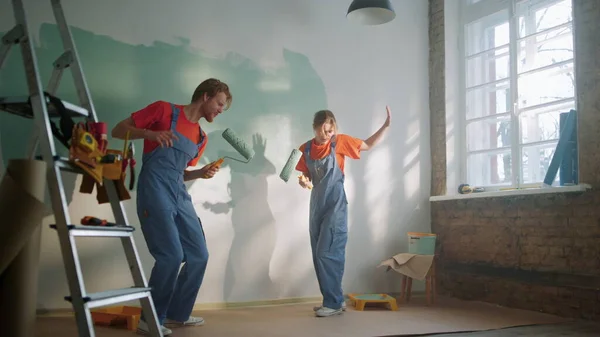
[0,1,162,336]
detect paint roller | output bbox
[279,149,312,189]
[205,128,255,173]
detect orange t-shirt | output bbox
[130,100,206,167]
[295,134,363,175]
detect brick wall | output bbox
[432,191,600,319]
[429,0,600,320]
[429,0,446,197]
[573,0,600,187]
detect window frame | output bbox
[458,0,577,190]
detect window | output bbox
[460,0,575,188]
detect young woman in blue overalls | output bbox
[295,107,391,317]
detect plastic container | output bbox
[407,232,437,255]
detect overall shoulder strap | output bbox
[169,103,179,130]
[304,140,313,156]
[330,135,337,149]
[198,127,206,145]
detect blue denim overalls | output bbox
[303,136,348,310]
[136,103,209,324]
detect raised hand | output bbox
[253,133,267,155]
[384,105,391,127]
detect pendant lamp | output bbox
[347,0,396,25]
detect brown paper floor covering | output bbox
[34,296,575,337]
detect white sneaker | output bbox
[313,301,346,312]
[164,316,205,327]
[136,319,172,335]
[315,306,344,317]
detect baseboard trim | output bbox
[192,296,324,311]
[37,292,413,317]
[35,295,328,317]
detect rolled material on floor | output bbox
[0,159,48,337]
[0,159,48,274]
[0,226,42,337]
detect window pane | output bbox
[466,46,510,88]
[466,80,510,119]
[520,99,575,144]
[467,151,512,186]
[466,115,512,152]
[465,10,509,56]
[517,0,573,39]
[517,25,574,74]
[521,142,558,184]
[517,61,574,110]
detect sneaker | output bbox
[136,319,172,335]
[315,306,344,317]
[313,301,346,312]
[164,316,205,327]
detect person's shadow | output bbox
[202,132,278,302]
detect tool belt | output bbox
[43,92,136,204]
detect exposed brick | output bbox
[438,271,600,320]
[432,190,600,320]
[429,0,446,196]
[573,0,600,187]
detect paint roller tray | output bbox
[347,293,398,311]
[91,305,142,331]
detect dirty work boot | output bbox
[136,319,172,335]
[164,316,205,327]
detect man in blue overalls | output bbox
[111,78,232,335]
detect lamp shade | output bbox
[347,0,396,25]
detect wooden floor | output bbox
[34,296,580,337]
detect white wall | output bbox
[0,0,431,310]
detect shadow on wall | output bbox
[343,101,430,294]
[0,23,329,306]
[201,131,278,302]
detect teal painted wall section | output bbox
[0,23,326,180]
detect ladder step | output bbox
[35,155,85,175]
[0,95,89,119]
[65,287,152,309]
[54,156,84,174]
[50,224,135,237]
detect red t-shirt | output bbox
[130,100,206,167]
[295,134,363,175]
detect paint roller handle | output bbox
[298,174,313,190]
[200,158,224,179]
[210,158,225,168]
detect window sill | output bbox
[429,183,592,202]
